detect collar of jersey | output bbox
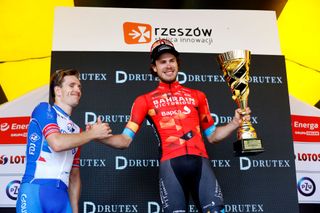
[53,104,70,119]
[158,81,181,91]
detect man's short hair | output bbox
[50,69,80,100]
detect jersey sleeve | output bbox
[32,102,60,138]
[196,91,216,137]
[72,147,81,168]
[123,95,149,139]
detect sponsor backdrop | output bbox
[290,95,320,210]
[0,85,48,209]
[2,7,315,212]
[50,51,299,213]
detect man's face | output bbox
[152,52,178,84]
[55,75,82,107]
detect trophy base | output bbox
[233,138,264,156]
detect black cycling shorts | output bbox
[159,155,225,213]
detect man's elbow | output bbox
[118,140,131,149]
[46,134,66,152]
[118,134,132,149]
[48,136,67,152]
[207,135,221,144]
[50,143,65,152]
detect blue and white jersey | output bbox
[21,102,81,188]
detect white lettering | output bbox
[21,194,27,213]
[294,121,319,130]
[12,123,28,130]
[84,201,138,213]
[116,71,127,84]
[84,201,96,213]
[116,156,127,170]
[148,202,161,213]
[85,112,97,124]
[240,157,251,170]
[177,72,187,84]
[29,143,36,155]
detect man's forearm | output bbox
[99,134,132,149]
[69,168,81,213]
[208,119,239,143]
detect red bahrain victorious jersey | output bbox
[125,81,216,161]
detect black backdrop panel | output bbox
[50,51,299,213]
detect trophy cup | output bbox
[217,50,264,156]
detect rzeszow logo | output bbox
[123,22,152,44]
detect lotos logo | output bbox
[0,155,9,165]
[123,22,152,44]
[0,122,10,131]
[0,155,26,165]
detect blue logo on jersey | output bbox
[72,148,77,155]
[29,133,40,142]
[67,123,75,133]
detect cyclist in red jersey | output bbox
[101,39,251,213]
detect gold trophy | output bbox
[217,50,264,156]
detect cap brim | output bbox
[151,44,179,63]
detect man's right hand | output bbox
[87,116,113,140]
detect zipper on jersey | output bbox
[169,83,188,155]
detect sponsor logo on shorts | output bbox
[20,193,28,212]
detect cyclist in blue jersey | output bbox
[16,69,112,213]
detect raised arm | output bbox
[207,108,250,144]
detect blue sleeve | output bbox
[31,102,58,131]
[204,124,216,137]
[122,128,135,139]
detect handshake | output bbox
[85,116,113,140]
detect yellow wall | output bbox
[1,0,319,106]
[278,0,320,105]
[0,0,73,101]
